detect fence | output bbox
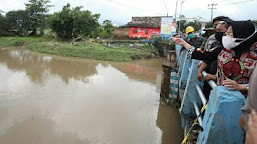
[174,44,246,144]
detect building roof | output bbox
[121,16,172,28]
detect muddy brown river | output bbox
[0,47,183,144]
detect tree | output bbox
[0,14,7,36]
[253,20,257,25]
[102,20,114,37]
[25,0,51,35]
[50,3,100,40]
[185,20,202,32]
[205,21,213,28]
[5,10,31,36]
[177,15,187,32]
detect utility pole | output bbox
[178,0,185,32]
[208,4,217,21]
[174,0,179,21]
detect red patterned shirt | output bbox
[217,42,257,86]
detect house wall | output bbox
[129,27,160,39]
[113,28,130,38]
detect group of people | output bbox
[172,16,257,144]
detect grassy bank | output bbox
[0,37,158,62]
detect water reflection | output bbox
[0,48,182,144]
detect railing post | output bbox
[178,50,187,75]
[179,52,192,89]
[197,86,246,144]
[175,44,182,62]
[180,60,203,118]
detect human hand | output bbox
[223,78,241,90]
[205,74,217,81]
[197,71,203,81]
[171,37,186,45]
[245,109,257,144]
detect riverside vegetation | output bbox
[0,37,159,62]
[0,0,161,62]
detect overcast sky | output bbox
[0,0,257,26]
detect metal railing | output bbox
[175,44,245,144]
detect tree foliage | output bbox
[177,15,204,32]
[25,0,51,35]
[205,21,213,28]
[5,10,31,36]
[0,13,8,35]
[102,20,115,38]
[253,20,257,25]
[50,4,100,40]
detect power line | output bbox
[106,0,163,15]
[223,0,257,5]
[208,4,217,21]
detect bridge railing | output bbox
[174,44,246,144]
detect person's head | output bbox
[173,33,180,38]
[215,21,229,42]
[203,27,215,38]
[213,16,233,30]
[182,32,187,37]
[223,21,257,57]
[185,26,195,39]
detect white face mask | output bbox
[222,36,244,50]
[222,31,257,50]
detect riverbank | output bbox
[0,37,159,62]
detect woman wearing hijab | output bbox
[215,21,257,92]
[172,21,257,93]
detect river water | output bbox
[0,48,183,144]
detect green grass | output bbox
[0,37,157,62]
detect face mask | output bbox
[188,34,195,39]
[215,32,224,43]
[222,31,257,50]
[222,36,244,50]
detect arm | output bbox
[197,62,208,81]
[204,46,223,62]
[172,37,191,50]
[245,109,257,144]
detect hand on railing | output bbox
[223,78,248,92]
[205,74,217,81]
[202,71,217,89]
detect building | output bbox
[114,16,172,39]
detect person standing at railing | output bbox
[197,21,230,98]
[172,21,257,94]
[175,16,233,98]
[179,26,204,54]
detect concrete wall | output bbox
[197,86,245,144]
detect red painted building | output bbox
[114,16,171,39]
[129,27,160,39]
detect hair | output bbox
[213,16,233,26]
